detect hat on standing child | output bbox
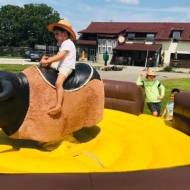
[146,68,157,76]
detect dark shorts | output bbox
[147,102,161,116]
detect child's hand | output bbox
[157,95,164,100]
[40,56,49,66]
[140,72,146,77]
[41,55,49,61]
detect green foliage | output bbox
[0,4,60,48]
[0,46,6,56]
[163,66,173,72]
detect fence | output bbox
[0,58,38,65]
[0,46,58,57]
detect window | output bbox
[146,34,154,42]
[98,39,101,53]
[107,39,114,53]
[98,39,116,53]
[112,39,116,49]
[98,39,106,53]
[127,33,135,41]
[135,33,146,38]
[172,31,180,42]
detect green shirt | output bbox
[136,76,165,102]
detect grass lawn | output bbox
[1,64,189,115]
[0,64,33,72]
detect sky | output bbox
[0,0,190,39]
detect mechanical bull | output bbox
[0,63,104,145]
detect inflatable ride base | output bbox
[1,109,190,173]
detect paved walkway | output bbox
[81,61,190,82]
[1,59,189,83]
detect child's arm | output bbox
[136,73,146,86]
[40,50,68,66]
[161,108,167,118]
[158,83,165,100]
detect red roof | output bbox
[113,44,162,51]
[76,40,97,45]
[79,22,126,34]
[78,22,190,41]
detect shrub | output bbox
[163,66,173,72]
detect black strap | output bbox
[158,83,161,87]
[142,81,144,87]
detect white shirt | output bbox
[58,39,76,69]
[166,101,174,121]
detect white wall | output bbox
[158,40,190,66]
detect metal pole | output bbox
[144,50,149,70]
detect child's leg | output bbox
[48,74,66,115]
[147,102,158,117]
[152,110,158,117]
[151,102,161,117]
[48,68,73,115]
[50,62,59,70]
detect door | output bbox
[89,49,96,62]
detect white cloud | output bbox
[117,0,139,4]
[165,7,190,13]
[187,13,190,19]
[83,5,92,12]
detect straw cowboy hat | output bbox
[47,19,76,41]
[146,68,157,76]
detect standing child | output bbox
[136,68,165,116]
[161,88,180,121]
[40,19,76,115]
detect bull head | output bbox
[0,80,13,101]
[0,71,29,136]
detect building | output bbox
[76,22,190,68]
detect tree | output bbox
[0,3,60,48]
[0,5,23,46]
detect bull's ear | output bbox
[0,80,13,101]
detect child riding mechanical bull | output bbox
[0,20,104,150]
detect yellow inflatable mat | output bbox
[0,109,190,173]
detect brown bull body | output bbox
[10,66,104,143]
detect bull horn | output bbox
[0,80,14,101]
